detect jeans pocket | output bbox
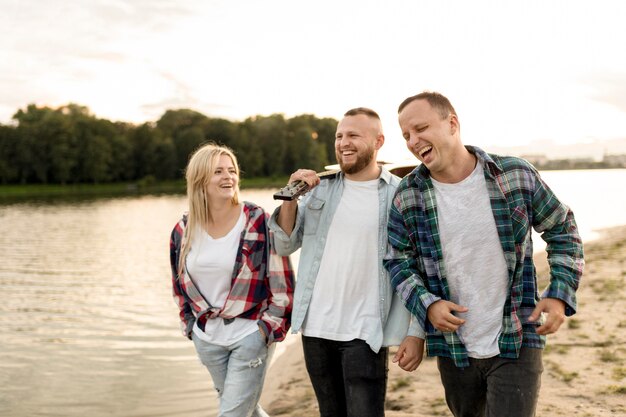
[239,328,267,352]
[257,328,268,345]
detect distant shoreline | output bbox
[0,176,289,202]
[2,167,625,202]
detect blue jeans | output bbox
[437,347,543,417]
[302,336,388,417]
[192,330,274,417]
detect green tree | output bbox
[156,109,208,138]
[108,128,134,181]
[173,126,205,174]
[1,102,341,185]
[243,114,288,177]
[289,126,327,171]
[81,135,112,183]
[310,117,337,167]
[0,124,18,183]
[156,109,210,174]
[286,115,332,172]
[128,123,159,180]
[204,117,238,149]
[66,106,117,183]
[13,105,77,184]
[234,124,263,178]
[153,136,177,180]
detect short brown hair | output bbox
[344,107,381,120]
[398,91,457,119]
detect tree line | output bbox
[0,104,339,185]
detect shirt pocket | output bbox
[240,239,264,274]
[510,205,530,244]
[303,196,325,236]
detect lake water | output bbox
[0,169,624,417]
[536,169,626,245]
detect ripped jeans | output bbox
[192,329,275,417]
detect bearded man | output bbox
[269,107,425,417]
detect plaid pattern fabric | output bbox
[170,202,294,344]
[384,146,584,367]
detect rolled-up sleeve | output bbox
[268,204,305,256]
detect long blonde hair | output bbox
[178,143,241,276]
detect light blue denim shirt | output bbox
[269,167,425,353]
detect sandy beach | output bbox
[260,226,626,416]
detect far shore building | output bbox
[603,154,626,168]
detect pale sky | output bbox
[1,0,625,160]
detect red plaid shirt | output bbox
[170,202,294,344]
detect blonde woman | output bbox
[170,143,294,417]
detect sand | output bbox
[260,226,626,416]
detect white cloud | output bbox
[1,0,624,157]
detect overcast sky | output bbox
[1,0,625,160]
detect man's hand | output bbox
[277,169,319,236]
[427,300,468,332]
[392,336,424,372]
[528,298,566,335]
[288,169,320,189]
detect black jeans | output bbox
[437,347,543,417]
[302,336,388,417]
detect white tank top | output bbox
[432,162,509,358]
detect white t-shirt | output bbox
[302,178,381,344]
[186,206,259,346]
[432,162,509,358]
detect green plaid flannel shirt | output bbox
[384,146,584,367]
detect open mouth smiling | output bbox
[418,145,433,159]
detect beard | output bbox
[336,145,375,175]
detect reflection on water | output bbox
[0,170,624,417]
[0,191,283,417]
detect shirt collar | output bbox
[338,166,394,184]
[378,166,394,184]
[413,145,501,184]
[466,145,502,178]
